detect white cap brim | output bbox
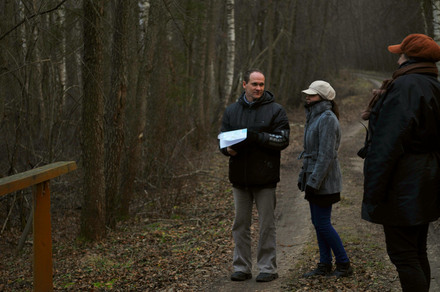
[302,88,319,95]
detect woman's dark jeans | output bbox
[383,224,430,292]
[309,203,349,264]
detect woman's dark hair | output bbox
[243,68,264,83]
[331,100,340,120]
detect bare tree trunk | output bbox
[266,0,274,89]
[421,0,434,36]
[81,0,106,241]
[278,0,298,105]
[57,6,67,109]
[30,0,46,134]
[196,2,209,133]
[105,0,130,229]
[433,0,440,40]
[207,0,221,125]
[0,0,13,123]
[431,0,440,72]
[120,0,159,217]
[224,0,235,108]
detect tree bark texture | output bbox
[81,0,106,240]
[224,0,235,109]
[120,0,158,217]
[105,0,130,229]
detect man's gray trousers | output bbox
[232,187,277,274]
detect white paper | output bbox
[218,128,247,148]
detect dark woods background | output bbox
[0,0,429,240]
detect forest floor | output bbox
[1,71,440,291]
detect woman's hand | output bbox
[305,185,318,194]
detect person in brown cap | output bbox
[361,33,440,292]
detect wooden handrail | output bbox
[0,161,77,292]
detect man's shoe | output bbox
[256,272,279,282]
[231,271,252,281]
[332,262,353,277]
[302,263,332,277]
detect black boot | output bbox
[332,262,353,277]
[302,263,332,277]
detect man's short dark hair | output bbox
[243,69,265,83]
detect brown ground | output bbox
[1,71,439,291]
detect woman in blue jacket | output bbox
[298,80,352,277]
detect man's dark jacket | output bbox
[220,91,290,189]
[362,61,440,226]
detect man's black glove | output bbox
[305,185,318,194]
[298,182,303,191]
[246,130,263,143]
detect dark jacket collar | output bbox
[306,100,332,120]
[238,90,275,107]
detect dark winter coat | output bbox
[220,91,290,189]
[362,61,440,226]
[298,100,342,195]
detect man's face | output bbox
[243,72,265,102]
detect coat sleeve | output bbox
[307,112,339,190]
[363,81,413,204]
[258,105,290,151]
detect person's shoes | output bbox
[256,272,279,282]
[230,271,252,281]
[332,262,353,277]
[302,263,332,277]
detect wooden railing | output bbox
[0,161,77,292]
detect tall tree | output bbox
[206,0,221,125]
[421,0,434,36]
[81,0,106,240]
[223,0,235,108]
[195,1,209,133]
[430,0,440,71]
[120,0,159,217]
[433,0,440,41]
[105,0,130,228]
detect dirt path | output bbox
[428,225,440,291]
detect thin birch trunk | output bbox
[266,0,274,89]
[224,0,235,108]
[58,6,67,109]
[432,0,440,71]
[433,1,440,39]
[196,3,209,133]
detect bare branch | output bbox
[0,0,69,41]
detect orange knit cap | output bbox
[388,33,440,62]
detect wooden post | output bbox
[0,161,77,292]
[33,181,53,292]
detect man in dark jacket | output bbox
[220,69,290,282]
[362,34,440,292]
